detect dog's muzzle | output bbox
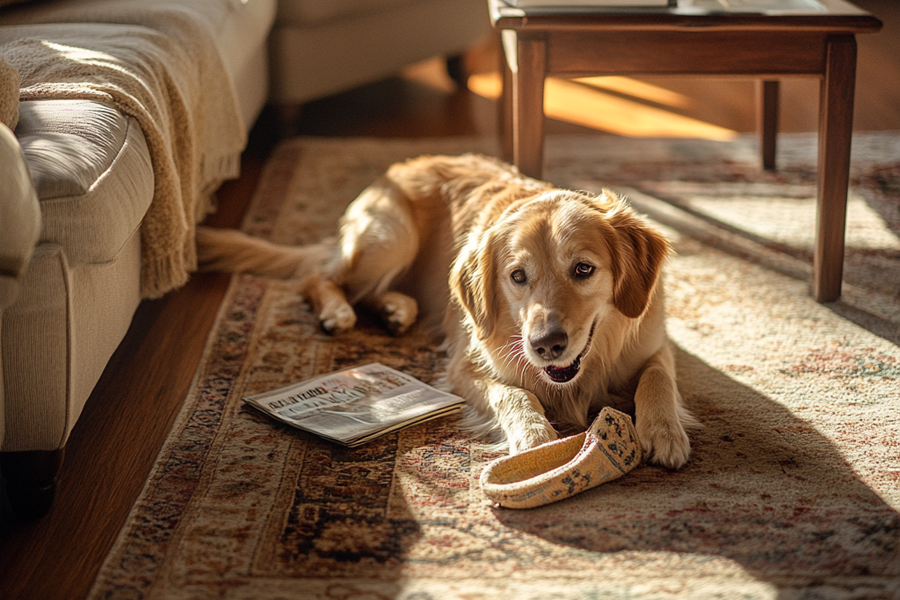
[540,322,595,384]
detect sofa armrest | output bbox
[0,122,40,287]
[1,122,41,447]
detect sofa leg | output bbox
[274,104,303,138]
[1,448,65,519]
[446,54,468,89]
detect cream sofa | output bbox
[0,0,277,518]
[0,0,491,519]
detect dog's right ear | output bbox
[449,231,498,341]
[606,208,671,319]
[589,190,671,319]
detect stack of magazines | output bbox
[243,363,464,447]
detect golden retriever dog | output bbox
[196,154,695,468]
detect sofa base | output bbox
[1,448,64,520]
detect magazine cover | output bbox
[243,363,464,447]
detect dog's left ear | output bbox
[599,194,671,319]
[449,230,498,340]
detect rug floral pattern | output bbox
[89,135,899,600]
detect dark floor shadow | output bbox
[827,299,900,345]
[856,162,900,242]
[491,347,900,597]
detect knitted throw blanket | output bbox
[0,57,19,130]
[0,1,246,298]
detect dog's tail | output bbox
[195,226,333,280]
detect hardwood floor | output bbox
[1,3,897,597]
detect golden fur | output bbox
[196,154,695,467]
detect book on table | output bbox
[501,0,825,9]
[503,0,673,7]
[243,363,464,447]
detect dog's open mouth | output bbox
[544,357,582,383]
[541,322,595,384]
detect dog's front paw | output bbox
[507,419,558,455]
[637,417,690,469]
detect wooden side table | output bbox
[489,0,882,302]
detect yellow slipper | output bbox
[480,407,643,509]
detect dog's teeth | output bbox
[544,356,581,383]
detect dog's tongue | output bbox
[544,356,581,383]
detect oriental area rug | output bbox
[89,134,900,599]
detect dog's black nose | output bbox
[530,329,568,360]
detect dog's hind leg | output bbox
[305,275,357,333]
[330,179,422,334]
[362,291,419,335]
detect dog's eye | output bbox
[510,269,527,285]
[573,263,595,279]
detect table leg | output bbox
[757,80,779,171]
[815,34,857,303]
[512,35,547,179]
[501,41,514,162]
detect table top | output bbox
[489,0,884,32]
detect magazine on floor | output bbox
[243,363,464,447]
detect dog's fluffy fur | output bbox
[197,154,695,468]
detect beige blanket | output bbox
[0,1,246,298]
[0,57,19,129]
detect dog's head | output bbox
[449,188,670,385]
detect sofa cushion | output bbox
[15,100,154,267]
[17,100,127,199]
[269,0,491,105]
[276,0,414,26]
